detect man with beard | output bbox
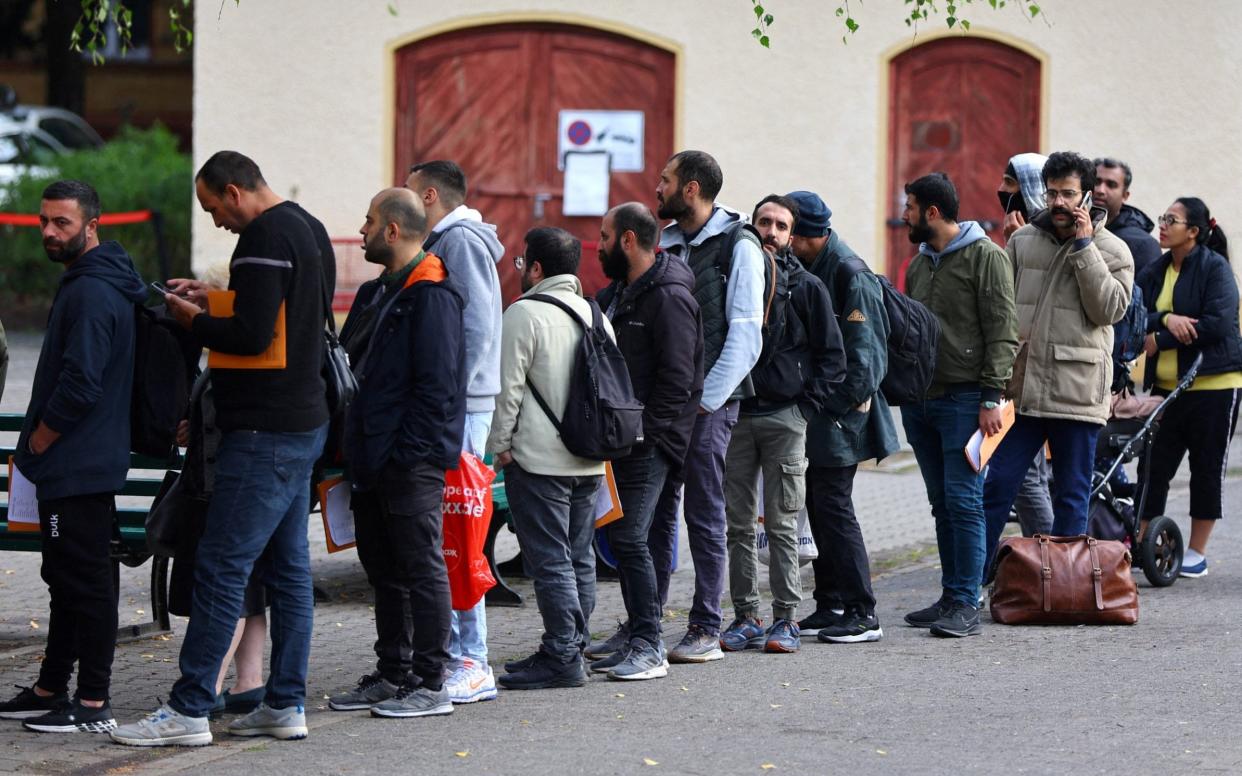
[718,194,844,654]
[981,152,1133,582]
[1,180,147,733]
[590,202,703,680]
[1093,157,1160,278]
[327,188,466,719]
[113,152,333,746]
[489,228,609,690]
[785,190,898,644]
[900,173,1018,638]
[600,150,761,664]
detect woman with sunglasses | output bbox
[1137,198,1242,578]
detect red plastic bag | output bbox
[442,453,497,610]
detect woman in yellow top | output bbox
[1137,197,1242,578]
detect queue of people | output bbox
[0,146,1236,742]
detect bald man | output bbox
[329,187,468,719]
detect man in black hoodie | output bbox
[0,180,147,733]
[1093,157,1160,278]
[590,202,704,681]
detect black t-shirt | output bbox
[191,201,335,432]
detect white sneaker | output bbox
[444,658,498,704]
[110,704,212,747]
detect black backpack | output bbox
[131,303,200,459]
[832,256,940,406]
[1110,284,1146,391]
[521,293,644,461]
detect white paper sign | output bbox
[6,457,40,531]
[318,477,356,552]
[558,110,645,172]
[562,151,611,217]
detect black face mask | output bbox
[998,190,1028,219]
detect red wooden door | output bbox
[885,38,1040,289]
[395,24,676,303]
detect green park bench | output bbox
[0,412,174,643]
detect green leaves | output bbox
[750,0,774,48]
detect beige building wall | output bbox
[192,0,1242,274]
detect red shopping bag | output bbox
[442,453,497,610]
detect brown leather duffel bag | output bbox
[989,534,1139,625]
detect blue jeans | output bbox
[607,445,671,646]
[982,414,1099,581]
[448,411,491,663]
[901,393,985,607]
[170,424,327,718]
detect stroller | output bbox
[1088,353,1203,587]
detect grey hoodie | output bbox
[918,219,991,264]
[425,205,504,413]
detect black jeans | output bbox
[1141,387,1241,522]
[37,492,119,701]
[352,463,451,691]
[606,446,671,646]
[805,465,876,614]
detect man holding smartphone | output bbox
[980,151,1134,575]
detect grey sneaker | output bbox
[110,704,212,747]
[668,624,724,664]
[607,639,668,681]
[589,643,631,674]
[227,702,308,740]
[585,622,630,659]
[371,683,453,719]
[329,673,399,711]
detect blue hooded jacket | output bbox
[16,240,148,500]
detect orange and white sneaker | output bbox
[444,658,497,704]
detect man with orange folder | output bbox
[113,152,334,747]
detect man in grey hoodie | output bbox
[406,160,504,703]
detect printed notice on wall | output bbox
[562,151,611,217]
[6,457,40,532]
[558,110,644,172]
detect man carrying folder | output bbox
[113,152,334,747]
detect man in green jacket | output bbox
[787,191,898,645]
[900,173,1018,638]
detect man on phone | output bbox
[980,151,1134,578]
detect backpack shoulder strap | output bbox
[520,293,589,330]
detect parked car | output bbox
[0,85,104,152]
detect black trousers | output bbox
[351,463,451,690]
[37,492,119,701]
[805,465,876,614]
[1141,387,1241,522]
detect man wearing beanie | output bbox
[786,190,899,644]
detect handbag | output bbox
[145,470,188,558]
[989,534,1139,625]
[320,261,358,416]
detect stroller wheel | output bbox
[1139,515,1183,587]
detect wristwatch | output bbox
[981,400,1000,410]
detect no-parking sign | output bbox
[557,110,645,172]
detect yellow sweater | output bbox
[1154,263,1242,391]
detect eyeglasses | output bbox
[1043,189,1083,204]
[513,255,525,270]
[1157,215,1189,227]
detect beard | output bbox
[362,231,393,265]
[43,227,88,264]
[520,267,535,292]
[601,240,630,282]
[906,210,933,244]
[656,189,690,221]
[761,235,787,255]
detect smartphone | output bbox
[1080,191,1093,211]
[150,281,173,296]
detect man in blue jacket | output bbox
[331,188,466,719]
[0,180,147,733]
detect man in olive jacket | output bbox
[787,190,898,644]
[981,152,1133,579]
[900,173,1018,639]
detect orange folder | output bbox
[964,400,1017,473]
[205,290,287,370]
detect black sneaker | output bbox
[929,602,982,638]
[0,685,68,720]
[589,643,631,674]
[904,596,950,628]
[817,608,883,644]
[23,698,116,734]
[797,608,844,638]
[328,673,400,711]
[503,653,541,674]
[496,653,586,691]
[585,622,630,660]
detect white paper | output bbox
[6,458,39,528]
[594,462,621,525]
[321,478,356,550]
[558,110,645,171]
[562,151,611,217]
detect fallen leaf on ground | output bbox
[455,751,469,758]
[614,693,625,698]
[643,758,659,766]
[770,704,782,709]
[780,682,790,688]
[876,750,887,755]
[29,620,39,629]
[761,765,776,771]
